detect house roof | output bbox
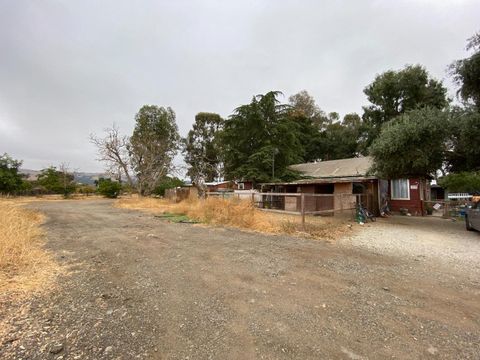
[204,181,231,186]
[289,156,373,179]
[261,175,377,186]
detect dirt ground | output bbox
[1,200,479,359]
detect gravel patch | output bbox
[340,216,480,278]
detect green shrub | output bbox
[96,178,122,198]
[153,177,184,196]
[36,167,76,196]
[439,172,480,193]
[0,153,24,194]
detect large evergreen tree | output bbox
[362,65,449,151]
[446,33,480,176]
[288,91,325,162]
[442,33,480,192]
[450,33,480,110]
[288,90,328,130]
[288,91,362,162]
[319,113,361,160]
[369,107,448,179]
[446,107,480,173]
[222,91,302,183]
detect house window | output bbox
[391,179,410,200]
[238,182,245,190]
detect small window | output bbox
[391,179,410,200]
[238,182,245,190]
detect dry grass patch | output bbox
[116,196,354,240]
[0,199,59,294]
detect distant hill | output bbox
[20,169,41,181]
[20,169,107,185]
[73,172,107,185]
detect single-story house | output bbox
[260,156,430,216]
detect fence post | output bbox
[340,193,343,215]
[301,193,306,230]
[251,192,255,205]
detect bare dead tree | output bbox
[58,162,69,194]
[58,162,76,197]
[89,125,134,188]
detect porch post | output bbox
[301,193,306,230]
[340,193,343,215]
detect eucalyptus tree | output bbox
[129,105,180,195]
[184,112,224,185]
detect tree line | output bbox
[183,32,480,192]
[2,32,479,196]
[0,156,124,198]
[0,157,77,196]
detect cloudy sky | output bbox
[0,0,478,172]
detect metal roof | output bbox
[261,176,377,186]
[289,156,373,178]
[204,181,231,186]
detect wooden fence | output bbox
[206,191,374,224]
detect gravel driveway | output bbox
[1,200,479,359]
[340,216,480,280]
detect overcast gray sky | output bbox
[1,0,478,172]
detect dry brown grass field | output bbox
[116,195,353,240]
[0,198,59,294]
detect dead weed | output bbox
[0,199,60,295]
[116,196,353,240]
